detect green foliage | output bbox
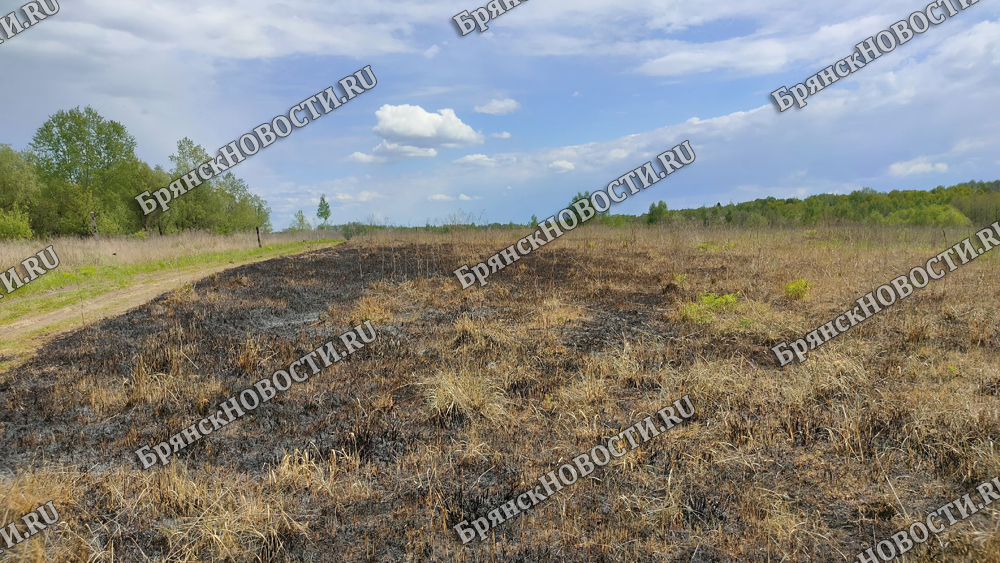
[289,210,313,232]
[0,110,271,238]
[341,222,386,240]
[0,145,42,214]
[681,292,740,323]
[0,208,33,240]
[594,213,633,227]
[26,107,144,236]
[784,278,811,301]
[952,190,1000,225]
[647,201,668,224]
[650,182,1000,228]
[567,192,592,225]
[29,106,137,187]
[883,204,970,227]
[317,195,331,226]
[214,173,271,234]
[699,292,739,310]
[744,212,770,228]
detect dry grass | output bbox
[1,224,999,561]
[0,230,338,273]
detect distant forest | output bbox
[0,106,270,240]
[320,180,1000,239]
[643,180,1000,228]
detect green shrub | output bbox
[0,208,33,240]
[745,212,770,228]
[883,204,971,227]
[785,278,811,300]
[699,292,739,310]
[681,292,740,322]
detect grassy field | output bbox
[0,225,998,561]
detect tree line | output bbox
[644,182,1000,228]
[0,106,270,240]
[289,180,1000,241]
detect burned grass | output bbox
[1,226,999,561]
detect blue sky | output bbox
[1,0,999,229]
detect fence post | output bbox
[256,226,262,248]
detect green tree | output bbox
[96,157,161,235]
[289,210,312,232]
[317,195,331,227]
[27,107,141,236]
[568,191,592,225]
[0,145,41,215]
[161,138,218,233]
[216,173,271,233]
[155,138,270,235]
[0,209,33,240]
[647,201,668,224]
[28,106,137,187]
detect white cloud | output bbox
[357,191,385,201]
[321,190,383,203]
[454,154,497,166]
[491,131,512,139]
[641,13,925,79]
[459,194,480,201]
[348,152,384,163]
[428,194,455,201]
[372,140,438,158]
[373,104,483,148]
[409,85,469,97]
[475,98,521,115]
[28,1,429,63]
[572,91,581,97]
[423,45,440,58]
[889,158,949,176]
[608,149,629,159]
[549,160,575,172]
[499,5,981,79]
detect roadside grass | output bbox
[0,323,78,376]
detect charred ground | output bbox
[1,226,998,562]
